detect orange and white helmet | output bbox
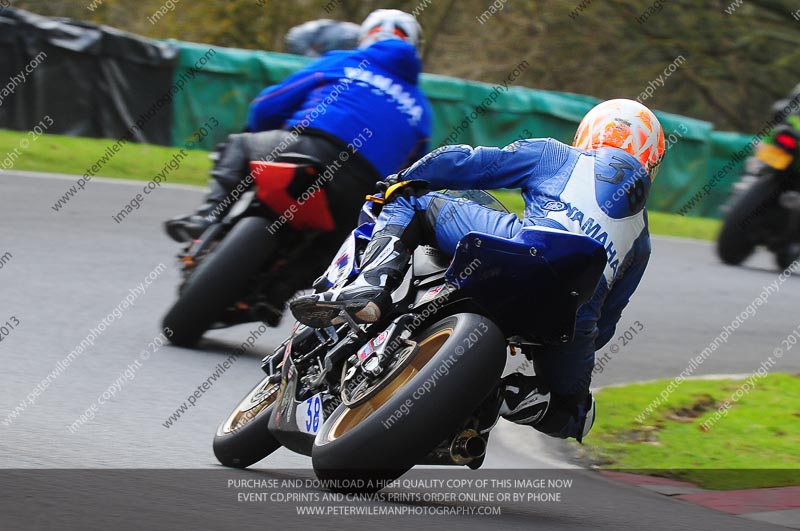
[574,99,665,180]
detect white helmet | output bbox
[358,9,422,49]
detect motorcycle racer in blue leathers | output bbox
[165,9,432,243]
[291,99,666,441]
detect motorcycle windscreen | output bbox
[445,227,607,343]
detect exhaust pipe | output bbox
[451,430,486,460]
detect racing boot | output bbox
[164,140,245,243]
[290,235,410,328]
[499,372,552,426]
[499,372,596,442]
[164,183,227,243]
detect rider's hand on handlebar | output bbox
[368,175,429,204]
[373,174,401,196]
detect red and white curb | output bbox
[600,471,800,529]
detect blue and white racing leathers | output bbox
[374,138,651,406]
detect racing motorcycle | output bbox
[212,191,607,486]
[717,124,800,269]
[162,154,336,347]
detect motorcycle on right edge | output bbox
[211,190,607,487]
[717,124,800,269]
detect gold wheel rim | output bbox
[221,378,279,434]
[326,327,453,441]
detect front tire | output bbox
[717,178,780,265]
[311,313,506,485]
[213,375,282,468]
[163,216,277,347]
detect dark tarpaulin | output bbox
[0,8,178,145]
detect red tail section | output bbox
[250,161,335,232]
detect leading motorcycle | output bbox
[162,154,337,347]
[212,191,607,486]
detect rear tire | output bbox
[213,376,282,468]
[311,313,506,487]
[717,178,780,265]
[163,216,277,347]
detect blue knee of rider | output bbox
[374,196,418,234]
[374,193,437,234]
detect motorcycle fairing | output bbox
[318,223,375,290]
[268,353,316,456]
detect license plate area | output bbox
[296,393,324,435]
[756,144,793,170]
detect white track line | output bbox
[594,373,753,391]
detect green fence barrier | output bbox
[170,40,749,219]
[703,131,754,216]
[170,41,312,149]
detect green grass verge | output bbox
[578,373,800,490]
[1,129,720,240]
[647,210,721,242]
[0,129,209,186]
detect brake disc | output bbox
[340,340,419,408]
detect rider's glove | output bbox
[367,174,429,204]
[373,173,403,196]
